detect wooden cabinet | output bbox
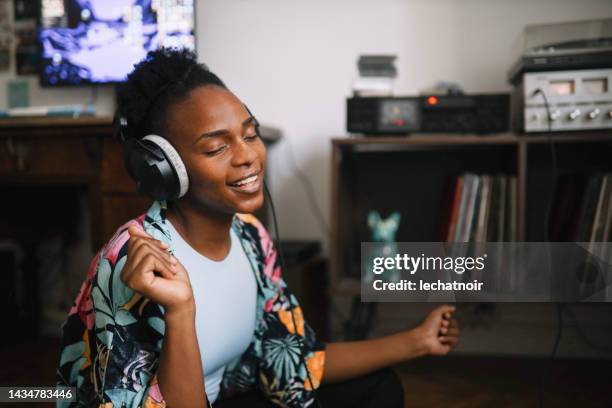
[0,117,151,250]
[100,137,138,192]
[0,137,97,179]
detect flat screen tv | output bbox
[39,0,195,86]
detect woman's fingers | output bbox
[133,252,177,283]
[446,326,460,336]
[439,316,460,339]
[129,234,170,252]
[122,246,177,286]
[131,240,177,270]
[440,338,459,349]
[441,333,459,344]
[128,225,170,251]
[438,304,456,315]
[128,225,152,239]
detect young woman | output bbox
[57,48,460,408]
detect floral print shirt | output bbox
[57,200,326,407]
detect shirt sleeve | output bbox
[244,215,327,407]
[57,228,168,408]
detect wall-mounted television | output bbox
[39,0,196,86]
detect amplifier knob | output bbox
[587,109,600,120]
[568,109,581,121]
[530,113,540,121]
[549,110,561,121]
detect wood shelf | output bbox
[330,131,612,295]
[333,131,612,147]
[0,116,113,128]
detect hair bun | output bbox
[116,47,226,141]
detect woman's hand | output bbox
[413,304,460,356]
[121,225,194,313]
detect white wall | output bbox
[196,0,612,247]
[2,0,611,247]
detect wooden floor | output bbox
[396,355,612,408]
[1,339,611,407]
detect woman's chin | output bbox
[233,193,265,214]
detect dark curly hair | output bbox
[116,47,227,141]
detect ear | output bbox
[367,211,381,228]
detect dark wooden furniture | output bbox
[0,116,151,251]
[330,132,612,296]
[0,117,285,251]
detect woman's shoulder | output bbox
[101,212,148,267]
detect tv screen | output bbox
[39,0,195,86]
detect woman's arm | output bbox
[157,303,207,407]
[123,226,207,407]
[321,304,460,384]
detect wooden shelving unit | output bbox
[330,132,612,295]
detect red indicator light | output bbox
[427,96,438,105]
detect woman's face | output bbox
[165,85,266,215]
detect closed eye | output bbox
[205,145,227,156]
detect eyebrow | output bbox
[193,116,257,145]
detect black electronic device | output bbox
[346,94,510,135]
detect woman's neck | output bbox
[166,199,234,261]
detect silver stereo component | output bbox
[513,68,612,133]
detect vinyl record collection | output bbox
[442,173,518,243]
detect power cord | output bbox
[264,182,324,408]
[533,88,559,242]
[532,88,563,408]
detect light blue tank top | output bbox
[166,220,257,403]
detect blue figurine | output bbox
[366,210,401,284]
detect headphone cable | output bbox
[264,182,324,408]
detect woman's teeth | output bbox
[232,174,258,186]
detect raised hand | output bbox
[121,225,194,313]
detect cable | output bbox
[278,139,350,337]
[264,182,324,408]
[283,139,330,236]
[533,88,563,408]
[533,88,558,242]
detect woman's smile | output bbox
[227,170,263,194]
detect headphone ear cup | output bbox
[142,135,189,198]
[123,136,189,200]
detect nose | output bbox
[231,137,259,168]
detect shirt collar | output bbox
[142,200,244,248]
